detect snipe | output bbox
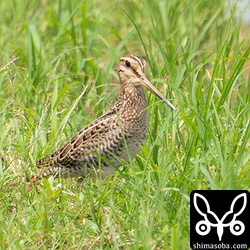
[36,55,176,179]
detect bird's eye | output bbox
[125,60,131,67]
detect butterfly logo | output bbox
[193,193,247,241]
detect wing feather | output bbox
[36,108,121,168]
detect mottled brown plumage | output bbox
[36,55,175,179]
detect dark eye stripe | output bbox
[129,55,145,72]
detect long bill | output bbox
[140,75,176,111]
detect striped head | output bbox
[118,55,176,110]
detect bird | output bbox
[35,55,176,180]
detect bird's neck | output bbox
[110,82,148,131]
[119,83,147,110]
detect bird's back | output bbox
[36,101,147,179]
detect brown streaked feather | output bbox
[36,108,120,168]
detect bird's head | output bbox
[118,55,176,110]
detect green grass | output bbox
[0,0,249,249]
